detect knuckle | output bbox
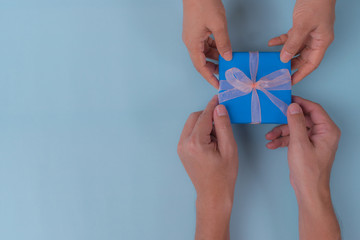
[222,146,237,159]
[314,62,320,70]
[279,34,288,42]
[292,18,313,31]
[285,42,298,54]
[178,137,202,156]
[187,136,201,154]
[281,140,288,148]
[323,123,341,143]
[194,64,203,73]
[285,31,306,52]
[335,126,342,139]
[293,24,310,33]
[182,33,188,46]
[326,32,335,44]
[177,142,184,155]
[312,102,323,111]
[332,125,341,140]
[182,36,198,51]
[189,111,199,119]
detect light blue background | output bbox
[0,0,359,239]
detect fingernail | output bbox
[216,104,227,116]
[280,51,292,63]
[223,51,232,61]
[288,103,302,115]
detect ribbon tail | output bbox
[219,88,250,103]
[251,89,261,124]
[258,87,288,116]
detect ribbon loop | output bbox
[218,52,291,123]
[249,51,259,82]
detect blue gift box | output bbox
[218,52,291,124]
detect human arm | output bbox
[266,96,341,240]
[177,96,238,240]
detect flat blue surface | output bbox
[219,52,291,124]
[0,0,359,240]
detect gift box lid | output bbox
[219,52,291,124]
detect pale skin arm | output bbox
[266,96,341,240]
[178,96,238,240]
[296,190,340,240]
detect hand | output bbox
[266,96,341,240]
[178,96,238,240]
[182,0,232,89]
[268,0,335,84]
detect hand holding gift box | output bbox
[219,52,291,124]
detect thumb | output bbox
[212,26,232,61]
[214,104,236,156]
[287,103,310,145]
[280,28,309,63]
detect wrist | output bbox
[195,195,233,240]
[196,193,233,216]
[183,0,222,4]
[184,0,221,2]
[294,184,340,239]
[296,0,335,3]
[294,184,332,209]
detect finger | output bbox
[266,136,290,150]
[265,124,289,140]
[268,34,288,47]
[205,61,219,75]
[280,28,310,63]
[207,37,217,48]
[214,64,219,74]
[205,47,220,61]
[192,95,219,143]
[179,111,202,144]
[293,96,341,147]
[291,56,304,71]
[266,124,312,142]
[204,37,219,60]
[213,104,236,156]
[189,51,219,89]
[291,48,326,85]
[287,103,311,145]
[266,115,313,140]
[290,55,307,71]
[291,63,317,85]
[212,26,232,61]
[292,96,333,125]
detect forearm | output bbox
[195,196,233,240]
[296,188,341,240]
[295,0,336,5]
